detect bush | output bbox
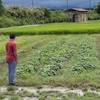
[0,0,4,15]
[0,15,20,28]
[5,6,73,26]
[88,10,100,20]
[0,6,99,28]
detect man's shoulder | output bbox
[6,40,16,45]
[12,41,16,46]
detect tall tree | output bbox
[0,0,4,15]
[94,2,100,14]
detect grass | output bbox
[0,93,5,100]
[7,86,16,91]
[9,95,19,100]
[1,90,100,100]
[0,21,100,35]
[17,90,34,97]
[0,32,99,100]
[80,92,100,100]
[0,34,100,90]
[38,91,100,100]
[38,91,62,100]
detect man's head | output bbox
[10,34,16,40]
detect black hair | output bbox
[10,34,16,39]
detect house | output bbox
[67,8,88,22]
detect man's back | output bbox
[6,39,17,62]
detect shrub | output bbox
[0,15,20,28]
[0,0,4,15]
[88,10,100,20]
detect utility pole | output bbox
[32,0,33,7]
[89,0,91,9]
[67,0,68,9]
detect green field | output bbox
[0,34,100,88]
[0,21,100,35]
[0,22,100,99]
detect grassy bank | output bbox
[0,21,100,35]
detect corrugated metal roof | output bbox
[67,8,88,12]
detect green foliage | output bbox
[48,10,72,23]
[7,86,16,91]
[6,6,50,19]
[0,0,4,15]
[2,6,49,26]
[88,10,100,20]
[94,2,100,14]
[7,6,26,18]
[5,6,73,27]
[1,21,100,35]
[0,93,5,100]
[17,36,88,76]
[67,92,79,98]
[0,5,99,28]
[41,7,51,17]
[0,35,100,88]
[17,90,34,97]
[38,91,62,100]
[70,38,99,73]
[9,95,19,100]
[17,37,78,76]
[82,92,100,100]
[0,15,20,28]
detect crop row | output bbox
[70,37,99,73]
[17,36,79,77]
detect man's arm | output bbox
[6,43,8,54]
[14,51,17,63]
[13,43,17,63]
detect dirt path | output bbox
[0,85,100,100]
[0,25,38,30]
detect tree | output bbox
[41,7,51,17]
[0,0,4,15]
[94,2,100,14]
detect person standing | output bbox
[6,34,17,85]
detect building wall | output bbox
[74,12,87,22]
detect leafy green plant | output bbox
[7,86,16,91]
[17,37,78,76]
[71,38,99,73]
[9,95,19,100]
[0,93,5,100]
[17,90,34,97]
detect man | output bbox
[6,34,17,86]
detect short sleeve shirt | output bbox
[6,39,17,62]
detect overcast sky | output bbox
[2,0,99,8]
